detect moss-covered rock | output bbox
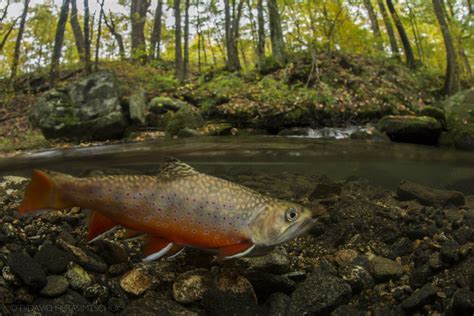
[146,97,188,128]
[29,71,127,141]
[418,106,447,130]
[442,88,474,151]
[378,115,442,145]
[165,104,205,136]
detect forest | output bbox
[0,0,472,90]
[0,0,472,152]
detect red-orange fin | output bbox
[18,170,64,215]
[216,242,255,261]
[122,228,142,239]
[87,211,119,243]
[142,236,173,262]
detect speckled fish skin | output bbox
[20,159,315,257]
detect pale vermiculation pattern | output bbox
[56,171,270,249]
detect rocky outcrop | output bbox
[29,71,127,141]
[378,115,442,145]
[443,88,474,150]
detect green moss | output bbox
[0,131,48,152]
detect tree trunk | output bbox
[84,0,92,74]
[377,0,400,59]
[432,0,459,95]
[183,0,190,77]
[95,0,104,70]
[50,0,70,86]
[131,0,149,61]
[363,0,383,50]
[257,0,265,69]
[385,0,416,69]
[10,0,30,81]
[224,0,243,72]
[103,11,126,60]
[267,0,286,66]
[174,0,184,81]
[150,0,163,60]
[0,0,11,23]
[0,17,18,52]
[70,0,85,63]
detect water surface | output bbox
[0,137,473,194]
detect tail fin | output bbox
[18,170,64,215]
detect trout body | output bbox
[19,159,314,260]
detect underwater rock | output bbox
[40,275,70,297]
[122,291,199,315]
[448,288,474,315]
[88,240,129,265]
[57,239,107,273]
[409,264,434,289]
[330,304,365,316]
[129,88,148,125]
[288,270,352,315]
[240,246,290,274]
[7,252,47,291]
[400,283,437,310]
[378,115,442,145]
[339,265,374,293]
[34,243,75,274]
[214,270,257,303]
[245,272,296,299]
[120,268,152,296]
[172,268,213,304]
[29,71,127,141]
[265,292,291,316]
[177,127,201,137]
[308,175,343,200]
[397,180,465,207]
[201,288,265,316]
[32,290,100,316]
[65,264,92,290]
[440,239,460,264]
[369,256,403,282]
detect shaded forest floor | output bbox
[0,52,446,155]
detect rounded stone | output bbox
[172,268,212,304]
[40,275,69,297]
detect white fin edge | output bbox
[166,248,185,260]
[142,242,173,262]
[221,244,256,260]
[87,226,119,244]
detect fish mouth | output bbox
[273,217,316,245]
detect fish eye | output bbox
[285,208,298,222]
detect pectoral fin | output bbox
[216,242,255,261]
[142,236,174,262]
[87,211,118,243]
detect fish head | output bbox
[247,200,315,247]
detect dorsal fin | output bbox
[158,158,199,179]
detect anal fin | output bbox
[142,236,174,262]
[87,211,118,243]
[216,242,255,261]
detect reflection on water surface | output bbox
[0,137,473,194]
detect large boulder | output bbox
[378,115,442,145]
[146,96,188,127]
[29,71,127,141]
[443,88,474,150]
[129,88,148,125]
[164,103,205,136]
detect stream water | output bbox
[0,136,473,194]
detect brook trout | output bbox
[19,158,314,261]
